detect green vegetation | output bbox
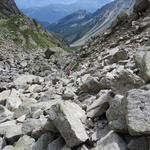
[0,15,66,49]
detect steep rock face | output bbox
[0,0,21,17]
[134,0,149,12]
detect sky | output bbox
[15,0,79,8]
[15,0,113,9]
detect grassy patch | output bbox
[0,15,65,49]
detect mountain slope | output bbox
[48,0,149,47]
[19,0,112,24]
[48,10,92,43]
[71,0,134,47]
[0,0,66,56]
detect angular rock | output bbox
[32,109,43,119]
[30,100,58,113]
[0,90,11,105]
[80,76,101,94]
[125,89,150,136]
[99,68,145,94]
[14,105,31,119]
[14,74,44,87]
[134,47,150,81]
[13,106,29,120]
[108,47,128,63]
[87,90,115,118]
[14,135,35,150]
[6,89,22,111]
[22,116,56,137]
[3,146,14,150]
[48,101,88,147]
[77,145,88,150]
[17,115,26,123]
[128,136,150,150]
[61,145,71,150]
[135,49,150,82]
[0,105,13,123]
[0,137,6,150]
[106,95,128,133]
[0,120,22,142]
[62,87,75,100]
[32,133,55,150]
[47,137,65,150]
[44,48,55,59]
[91,121,110,142]
[94,131,127,150]
[134,0,149,12]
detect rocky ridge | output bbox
[1,0,150,150]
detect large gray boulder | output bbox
[99,68,145,94]
[94,131,127,150]
[48,101,88,147]
[125,89,150,136]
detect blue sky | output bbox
[15,0,113,9]
[15,0,79,8]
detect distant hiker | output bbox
[66,65,72,77]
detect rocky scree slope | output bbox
[1,0,150,150]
